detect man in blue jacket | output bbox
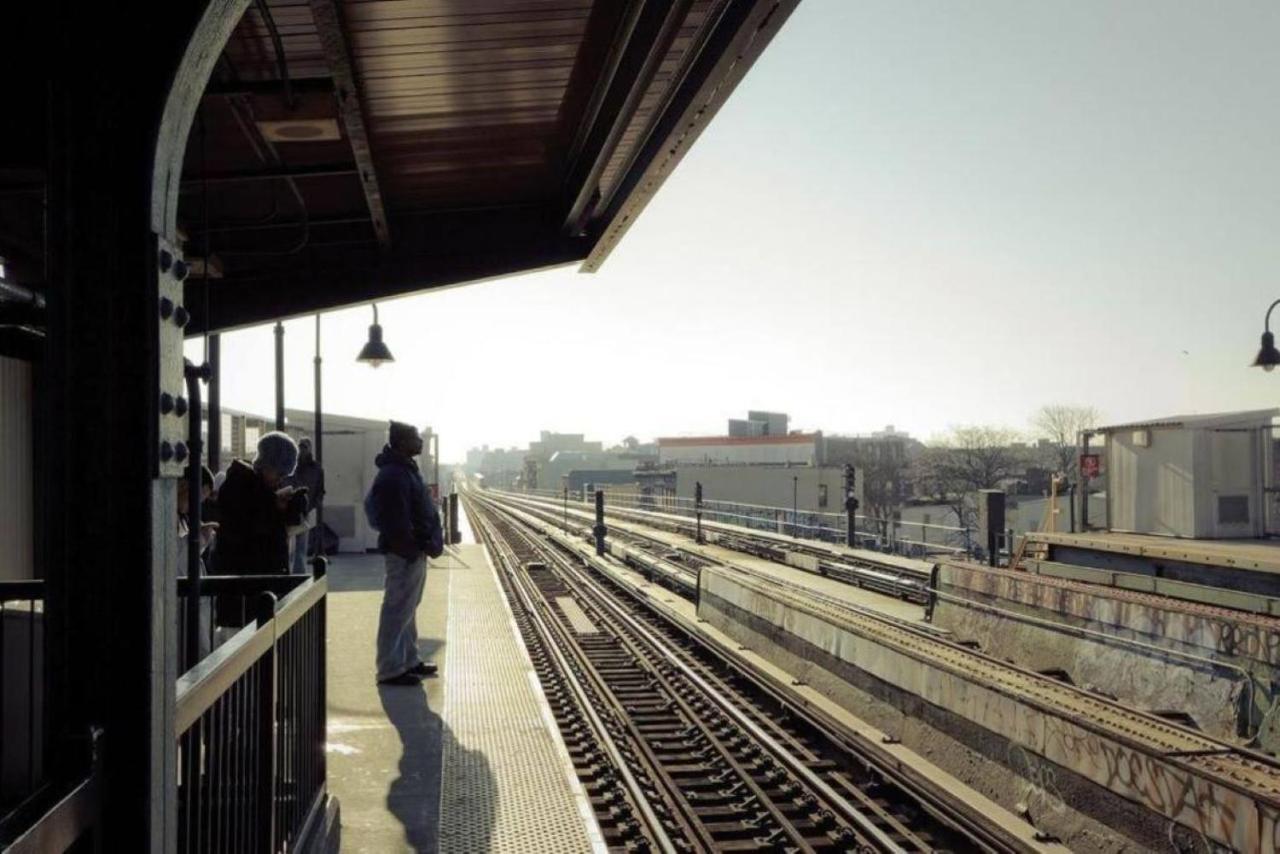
[364,421,444,685]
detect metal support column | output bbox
[207,334,221,471]
[594,490,606,556]
[183,360,210,667]
[313,314,323,537]
[448,493,459,544]
[980,490,1006,568]
[274,321,285,431]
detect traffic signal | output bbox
[844,464,859,513]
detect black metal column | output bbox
[39,1,255,847]
[207,334,221,471]
[274,321,285,431]
[593,490,606,556]
[313,314,323,537]
[980,489,1006,568]
[448,493,459,544]
[843,463,858,547]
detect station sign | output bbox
[1080,453,1101,479]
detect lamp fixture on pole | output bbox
[356,303,394,367]
[1253,299,1280,372]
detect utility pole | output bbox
[844,463,859,547]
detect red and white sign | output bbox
[1080,453,1101,479]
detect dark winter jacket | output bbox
[285,456,325,512]
[364,446,443,559]
[212,459,300,576]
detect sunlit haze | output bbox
[187,0,1280,463]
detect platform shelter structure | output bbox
[0,1,798,849]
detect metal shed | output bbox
[1098,409,1279,539]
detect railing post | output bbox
[255,592,278,853]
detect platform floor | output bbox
[325,536,602,852]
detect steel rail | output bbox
[472,494,921,853]
[470,505,683,854]
[496,490,933,601]
[469,491,1046,853]
[492,514,827,853]
[503,514,909,853]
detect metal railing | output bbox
[1,580,44,817]
[0,729,101,853]
[175,563,328,854]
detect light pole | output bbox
[1252,299,1280,371]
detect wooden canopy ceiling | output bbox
[176,0,800,330]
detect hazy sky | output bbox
[188,1,1280,464]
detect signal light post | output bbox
[844,464,859,548]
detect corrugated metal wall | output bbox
[0,356,34,580]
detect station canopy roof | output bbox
[170,0,798,332]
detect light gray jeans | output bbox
[376,552,427,680]
[291,531,308,574]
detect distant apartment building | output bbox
[658,433,821,466]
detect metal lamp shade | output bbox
[357,323,394,367]
[1253,331,1280,372]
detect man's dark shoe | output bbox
[409,661,438,677]
[378,672,422,686]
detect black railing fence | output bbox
[175,563,328,854]
[0,580,44,816]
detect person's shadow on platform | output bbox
[378,681,496,853]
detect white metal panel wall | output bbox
[1204,429,1261,538]
[1151,428,1194,537]
[1107,435,1138,533]
[0,357,34,580]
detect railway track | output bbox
[467,493,1036,853]
[489,490,931,606]
[475,487,1280,852]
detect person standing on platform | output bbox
[287,437,325,573]
[364,421,444,686]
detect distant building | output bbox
[727,411,789,437]
[658,433,821,466]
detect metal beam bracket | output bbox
[157,235,190,477]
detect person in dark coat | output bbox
[364,421,443,685]
[212,432,306,624]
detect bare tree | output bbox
[912,425,1023,529]
[1030,404,1101,477]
